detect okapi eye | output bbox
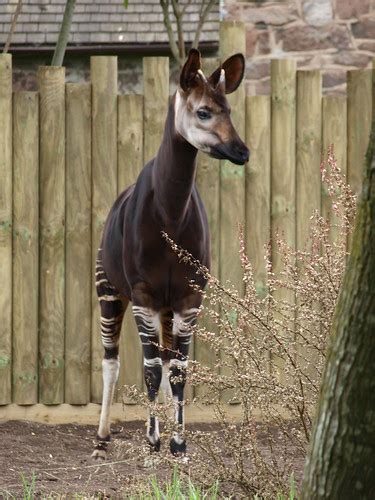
[197,108,211,120]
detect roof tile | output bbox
[0,0,219,47]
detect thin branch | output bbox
[51,0,76,66]
[160,0,181,66]
[192,0,216,49]
[171,0,185,62]
[3,0,23,53]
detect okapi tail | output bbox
[160,308,174,361]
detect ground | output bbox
[0,420,305,498]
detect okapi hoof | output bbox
[91,435,110,460]
[170,437,186,456]
[148,438,161,453]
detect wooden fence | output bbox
[0,22,373,411]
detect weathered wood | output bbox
[143,57,169,163]
[296,70,322,251]
[245,95,271,297]
[65,83,92,404]
[195,58,221,400]
[245,95,271,374]
[296,70,322,386]
[0,55,12,404]
[347,70,372,197]
[322,96,347,243]
[271,59,296,259]
[271,59,297,382]
[219,22,246,403]
[12,92,39,404]
[38,66,66,404]
[117,94,143,403]
[91,56,118,403]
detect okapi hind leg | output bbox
[92,254,128,460]
[169,308,199,456]
[132,305,163,451]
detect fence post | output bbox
[271,59,297,382]
[117,94,144,402]
[143,57,169,164]
[65,83,92,404]
[296,70,322,251]
[347,69,372,198]
[38,66,66,404]
[91,56,118,403]
[322,96,347,243]
[245,95,271,296]
[0,54,12,404]
[13,91,39,404]
[219,21,246,403]
[296,70,322,385]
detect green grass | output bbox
[0,472,37,500]
[132,466,220,500]
[0,468,297,499]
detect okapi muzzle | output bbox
[209,132,250,165]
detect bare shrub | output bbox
[119,149,356,498]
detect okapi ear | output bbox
[208,53,245,94]
[180,48,202,92]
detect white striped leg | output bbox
[92,249,126,459]
[132,305,162,450]
[169,308,199,455]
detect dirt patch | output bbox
[0,420,305,497]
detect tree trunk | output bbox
[301,78,375,498]
[51,0,76,66]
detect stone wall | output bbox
[224,0,375,95]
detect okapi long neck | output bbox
[153,96,198,225]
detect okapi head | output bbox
[175,48,250,165]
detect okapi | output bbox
[92,49,249,459]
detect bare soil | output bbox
[0,420,305,498]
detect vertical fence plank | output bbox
[13,92,39,404]
[143,57,169,163]
[322,96,347,242]
[38,66,65,404]
[296,70,322,251]
[117,94,143,403]
[296,70,322,385]
[0,55,12,404]
[65,83,92,404]
[91,56,118,403]
[245,95,271,295]
[219,22,246,403]
[347,70,372,198]
[271,59,297,382]
[195,58,221,400]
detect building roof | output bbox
[0,0,220,50]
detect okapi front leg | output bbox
[92,250,127,460]
[169,308,198,455]
[132,305,162,451]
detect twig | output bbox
[160,0,181,65]
[3,0,23,53]
[192,0,216,49]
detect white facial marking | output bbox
[174,90,219,152]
